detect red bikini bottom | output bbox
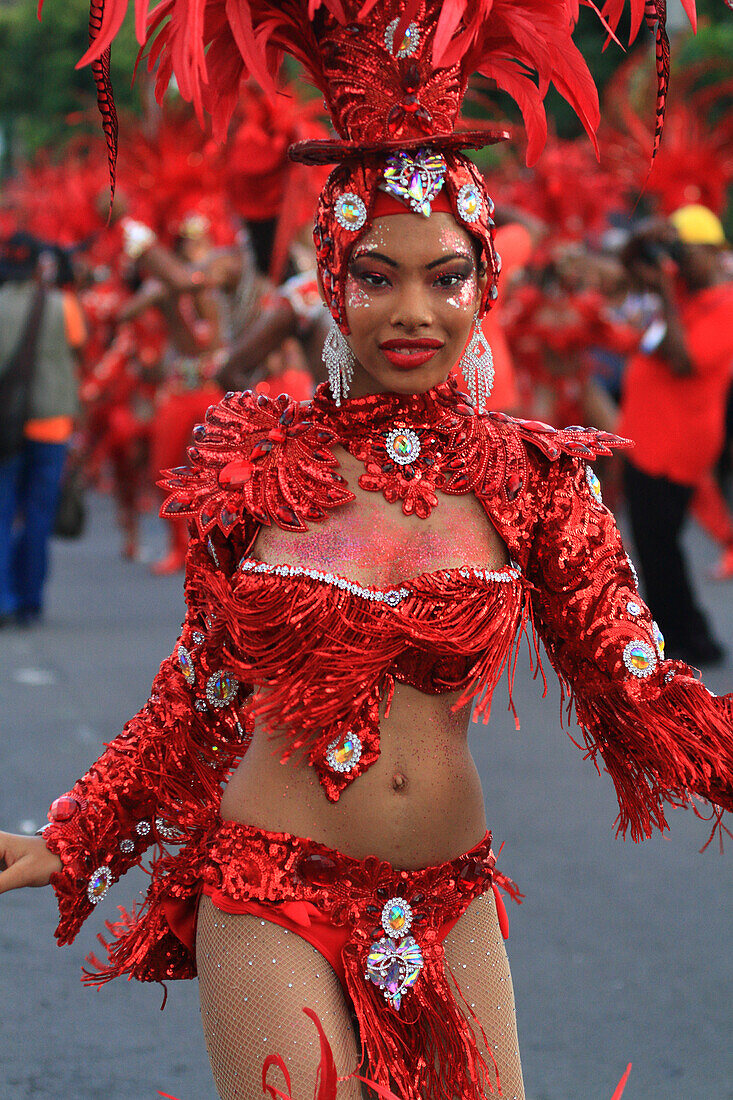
[192,819,516,1100]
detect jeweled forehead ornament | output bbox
[380,149,447,218]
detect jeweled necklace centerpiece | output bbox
[310,377,488,520]
[385,426,421,466]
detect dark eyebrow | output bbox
[350,250,398,268]
[350,249,473,270]
[426,251,473,269]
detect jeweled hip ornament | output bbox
[365,933,424,1011]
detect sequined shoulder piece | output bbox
[158,390,355,537]
[488,412,632,462]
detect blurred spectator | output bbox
[0,234,82,625]
[618,206,733,665]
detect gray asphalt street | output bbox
[1,493,731,1100]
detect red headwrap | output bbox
[314,150,501,330]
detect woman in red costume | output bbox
[0,2,729,1099]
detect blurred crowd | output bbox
[0,61,731,669]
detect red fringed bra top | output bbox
[42,375,733,979]
[216,555,527,799]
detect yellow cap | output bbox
[669,204,726,246]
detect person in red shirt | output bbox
[618,206,733,665]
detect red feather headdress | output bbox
[59,0,698,197]
[52,0,698,326]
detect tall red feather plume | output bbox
[61,0,697,188]
[85,0,119,211]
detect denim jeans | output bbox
[0,439,67,616]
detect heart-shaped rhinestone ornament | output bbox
[364,895,424,1011]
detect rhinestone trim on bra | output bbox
[238,558,521,607]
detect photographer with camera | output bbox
[618,205,733,666]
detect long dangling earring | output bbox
[459,312,494,412]
[322,320,355,407]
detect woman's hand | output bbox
[0,832,62,893]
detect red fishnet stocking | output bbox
[196,895,365,1099]
[442,890,526,1100]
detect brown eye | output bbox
[435,272,466,288]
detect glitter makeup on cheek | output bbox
[446,273,477,310]
[345,273,372,310]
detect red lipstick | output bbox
[378,338,444,370]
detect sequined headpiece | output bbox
[76,0,692,326]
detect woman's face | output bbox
[342,212,486,397]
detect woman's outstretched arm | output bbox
[0,529,250,945]
[527,454,733,843]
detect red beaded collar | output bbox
[310,374,488,519]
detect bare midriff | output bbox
[219,684,486,868]
[218,446,507,869]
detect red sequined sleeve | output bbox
[527,455,733,843]
[43,531,251,945]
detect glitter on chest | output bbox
[262,515,499,579]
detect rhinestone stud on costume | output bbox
[381,150,447,217]
[626,600,641,616]
[382,896,413,939]
[49,796,80,822]
[456,183,483,223]
[191,630,205,646]
[155,816,180,841]
[87,865,113,904]
[385,427,421,465]
[177,645,196,686]
[626,554,639,588]
[384,17,420,57]
[623,640,657,678]
[365,934,424,1011]
[586,464,603,504]
[652,621,665,659]
[136,820,151,836]
[206,670,240,708]
[325,731,363,773]
[334,192,367,231]
[119,838,135,854]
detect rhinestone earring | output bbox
[322,320,355,407]
[459,312,494,412]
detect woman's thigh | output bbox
[196,895,364,1100]
[442,890,526,1100]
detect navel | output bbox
[391,771,408,792]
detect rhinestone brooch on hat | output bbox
[334,193,367,232]
[456,183,483,224]
[384,17,420,57]
[381,150,447,218]
[385,427,421,466]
